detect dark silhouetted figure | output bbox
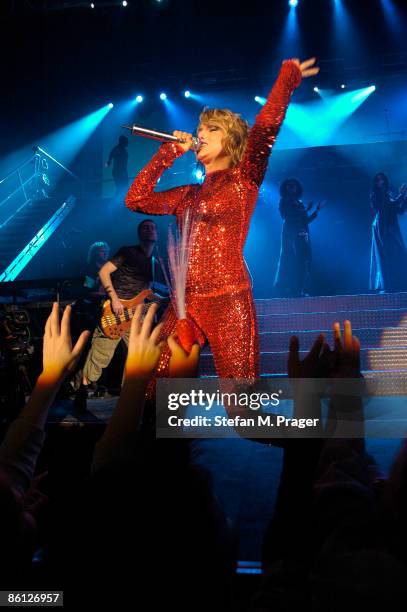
[107,135,129,197]
[274,178,322,297]
[369,172,407,292]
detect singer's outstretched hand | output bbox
[290,57,320,78]
[173,130,194,153]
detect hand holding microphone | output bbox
[121,124,201,151]
[172,130,195,153]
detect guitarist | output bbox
[78,219,165,401]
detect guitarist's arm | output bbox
[99,261,124,315]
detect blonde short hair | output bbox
[198,108,249,167]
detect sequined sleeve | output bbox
[125,142,191,215]
[240,60,302,188]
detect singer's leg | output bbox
[199,289,260,379]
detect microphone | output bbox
[122,124,201,151]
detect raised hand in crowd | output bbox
[331,319,361,378]
[0,303,90,494]
[124,303,164,380]
[167,334,200,378]
[288,333,330,379]
[0,304,90,575]
[92,303,164,472]
[41,302,90,385]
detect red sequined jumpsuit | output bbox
[125,61,302,379]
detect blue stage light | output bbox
[285,84,377,148]
[108,102,114,109]
[313,86,319,93]
[254,95,267,106]
[289,0,298,7]
[341,84,346,89]
[160,93,167,100]
[184,90,191,98]
[195,169,203,180]
[135,95,143,103]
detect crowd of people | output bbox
[0,302,406,609]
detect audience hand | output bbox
[42,303,90,382]
[331,319,361,378]
[167,334,200,378]
[124,303,164,380]
[288,334,329,379]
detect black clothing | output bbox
[84,260,105,295]
[110,245,154,299]
[274,197,317,296]
[370,188,407,291]
[107,144,128,195]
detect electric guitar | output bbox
[100,289,165,339]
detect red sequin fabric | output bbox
[125,60,302,379]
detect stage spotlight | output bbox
[195,169,203,180]
[108,102,114,109]
[289,0,298,7]
[184,90,191,98]
[90,2,95,7]
[122,1,128,6]
[341,84,346,89]
[313,86,319,93]
[135,95,143,103]
[254,95,266,105]
[160,93,167,100]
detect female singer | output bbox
[125,58,319,379]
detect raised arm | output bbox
[240,60,302,187]
[125,142,191,215]
[241,58,319,187]
[392,185,407,213]
[0,304,89,495]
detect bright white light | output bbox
[341,84,346,89]
[313,86,319,93]
[108,102,114,109]
[122,1,128,6]
[289,0,298,7]
[195,169,203,180]
[254,96,260,102]
[90,2,95,7]
[184,90,191,98]
[135,95,143,103]
[160,93,167,100]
